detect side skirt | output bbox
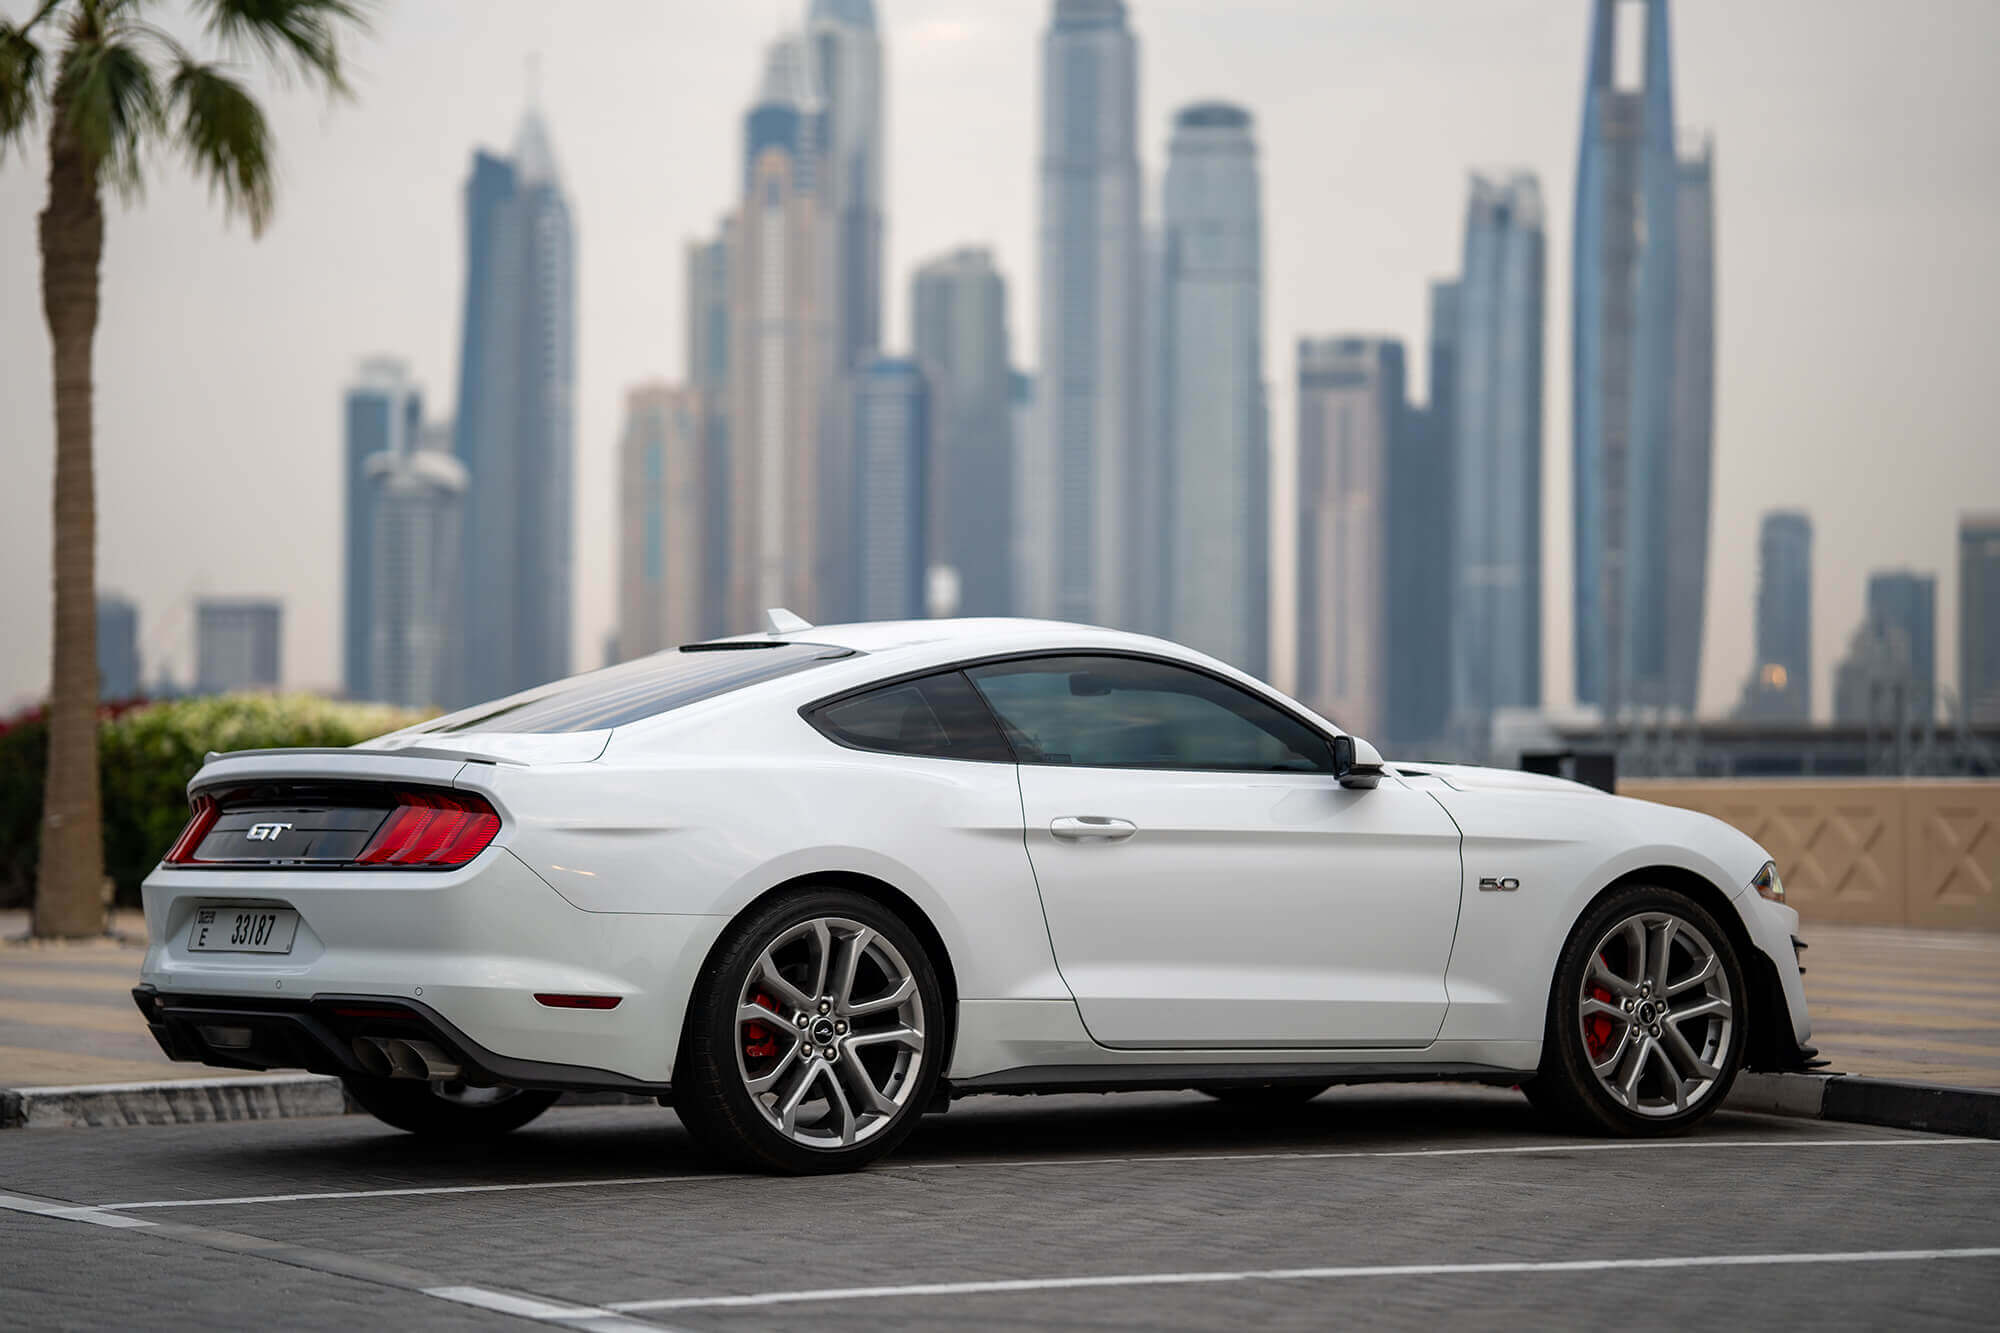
[947,1062,1535,1098]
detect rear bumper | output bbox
[138,848,730,1085]
[131,986,671,1095]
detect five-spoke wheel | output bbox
[1526,884,1747,1135]
[676,889,944,1173]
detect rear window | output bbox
[412,642,858,735]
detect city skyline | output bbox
[3,2,2000,728]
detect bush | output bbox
[0,694,430,909]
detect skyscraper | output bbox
[1665,133,1716,715]
[617,384,709,659]
[1023,0,1142,627]
[1385,282,1458,751]
[1573,0,1680,717]
[805,0,884,376]
[196,599,282,695]
[730,38,834,628]
[686,224,734,638]
[1160,102,1267,677]
[96,594,138,701]
[1734,510,1811,721]
[1867,571,1937,717]
[1296,337,1406,738]
[1961,515,2000,724]
[911,247,1014,617]
[1451,173,1545,750]
[366,422,465,708]
[343,358,421,702]
[852,357,930,621]
[451,106,575,705]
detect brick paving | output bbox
[3,908,1996,1092]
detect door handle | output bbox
[1050,816,1137,842]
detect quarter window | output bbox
[965,656,1335,773]
[808,671,1013,762]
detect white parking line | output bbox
[87,1134,1997,1212]
[606,1247,2000,1313]
[425,1285,676,1331]
[0,1193,156,1229]
[98,1173,706,1212]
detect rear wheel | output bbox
[1526,884,1745,1135]
[674,888,944,1174]
[341,1076,559,1139]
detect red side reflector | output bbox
[163,794,220,864]
[534,993,623,1010]
[356,791,501,867]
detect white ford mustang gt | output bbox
[137,615,1814,1172]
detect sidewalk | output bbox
[2,909,1996,1091]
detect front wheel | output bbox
[341,1076,559,1140]
[673,889,944,1174]
[1525,884,1746,1135]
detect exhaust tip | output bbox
[350,1036,393,1078]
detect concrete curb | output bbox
[0,1077,659,1130]
[2,1074,348,1130]
[1728,1071,2000,1139]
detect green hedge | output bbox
[0,694,429,909]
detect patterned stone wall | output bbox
[1620,780,1999,930]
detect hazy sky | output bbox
[3,0,1997,723]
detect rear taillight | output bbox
[355,791,501,867]
[163,795,220,864]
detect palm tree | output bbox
[1,0,367,937]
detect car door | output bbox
[966,654,1463,1050]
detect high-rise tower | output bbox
[1023,0,1143,626]
[1665,133,1716,715]
[1735,510,1811,721]
[1160,102,1266,675]
[805,0,884,375]
[450,106,575,705]
[1573,0,1679,718]
[911,247,1014,617]
[1452,173,1545,751]
[730,37,834,628]
[343,358,421,702]
[1296,337,1407,738]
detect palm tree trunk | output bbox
[33,106,107,939]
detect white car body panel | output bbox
[138,617,1811,1093]
[1016,766,1462,1049]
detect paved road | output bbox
[4,1087,1998,1330]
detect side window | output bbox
[965,656,1335,774]
[808,671,1013,763]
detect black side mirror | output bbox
[1332,735,1382,790]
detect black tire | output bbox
[1526,883,1748,1136]
[341,1076,559,1140]
[674,887,946,1174]
[1197,1083,1331,1108]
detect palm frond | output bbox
[169,58,272,234]
[52,32,162,193]
[195,0,368,94]
[0,21,46,161]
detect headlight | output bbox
[1751,861,1785,903]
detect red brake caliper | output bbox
[1585,969,1616,1059]
[743,991,780,1060]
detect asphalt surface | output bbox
[4,1086,1998,1331]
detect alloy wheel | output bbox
[733,916,927,1149]
[1579,910,1734,1117]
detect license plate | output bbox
[187,906,300,954]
